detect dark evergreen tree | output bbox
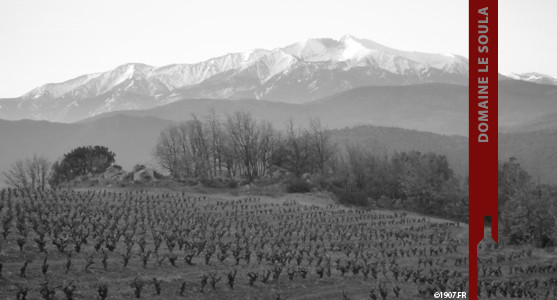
[49,146,116,186]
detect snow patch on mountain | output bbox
[503,72,557,85]
[23,73,102,99]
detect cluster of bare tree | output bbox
[153,110,471,220]
[2,154,51,190]
[153,111,334,182]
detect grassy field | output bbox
[0,187,554,299]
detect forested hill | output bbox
[2,116,557,186]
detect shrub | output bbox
[201,177,240,189]
[335,190,369,206]
[228,179,239,189]
[286,179,311,193]
[153,171,165,180]
[50,145,116,186]
[311,174,330,190]
[377,195,396,208]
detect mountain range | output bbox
[1,35,555,125]
[1,35,473,123]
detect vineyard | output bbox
[0,188,554,299]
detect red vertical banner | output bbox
[469,0,498,299]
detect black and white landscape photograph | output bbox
[0,0,556,299]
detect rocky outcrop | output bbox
[102,165,127,181]
[133,167,157,183]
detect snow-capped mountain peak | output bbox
[281,35,377,63]
[279,35,469,75]
[2,35,476,123]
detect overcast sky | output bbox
[0,0,555,97]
